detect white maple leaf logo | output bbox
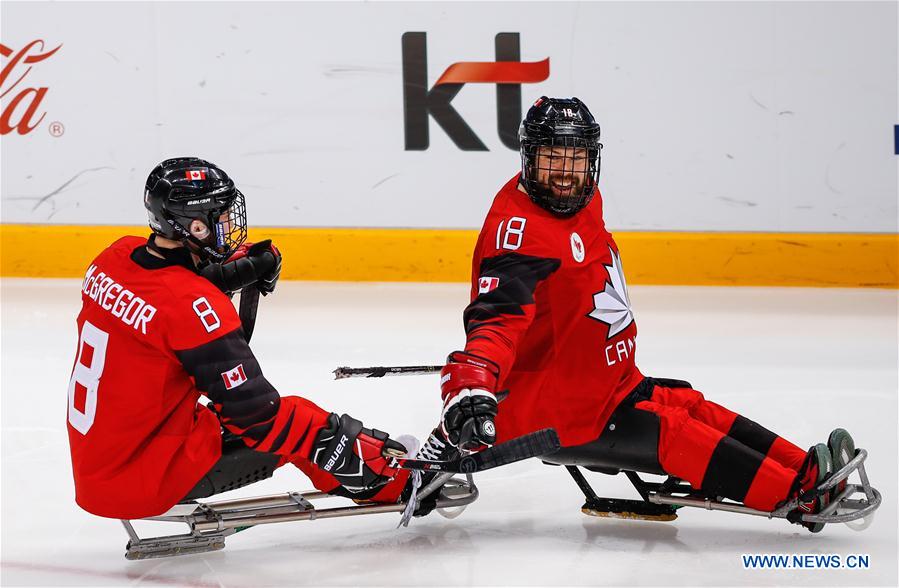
[587,246,634,339]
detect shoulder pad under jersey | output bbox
[164,276,242,351]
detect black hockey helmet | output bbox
[144,157,247,262]
[519,96,602,216]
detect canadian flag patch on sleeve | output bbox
[478,276,500,294]
[221,364,248,389]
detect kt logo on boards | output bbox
[402,32,549,151]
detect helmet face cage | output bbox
[210,189,247,258]
[168,189,247,263]
[520,135,600,216]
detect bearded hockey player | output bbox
[66,157,409,520]
[425,97,855,532]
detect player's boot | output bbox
[827,428,855,503]
[401,427,460,517]
[788,443,833,533]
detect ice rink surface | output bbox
[1,279,896,587]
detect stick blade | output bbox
[332,366,389,379]
[398,428,561,474]
[466,428,561,472]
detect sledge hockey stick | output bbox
[386,428,560,474]
[239,285,260,342]
[333,365,442,379]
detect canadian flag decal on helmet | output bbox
[186,170,206,181]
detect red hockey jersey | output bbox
[67,236,328,519]
[463,175,644,447]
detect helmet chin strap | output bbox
[184,235,227,263]
[165,217,229,263]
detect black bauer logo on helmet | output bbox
[519,97,602,216]
[143,157,248,262]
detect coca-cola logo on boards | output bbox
[0,40,62,135]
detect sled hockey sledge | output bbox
[120,428,560,560]
[553,449,880,528]
[121,474,476,560]
[336,364,882,533]
[542,406,881,532]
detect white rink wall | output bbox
[2,1,897,232]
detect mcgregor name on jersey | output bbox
[81,265,157,334]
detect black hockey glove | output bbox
[200,240,282,295]
[440,351,500,450]
[310,413,408,499]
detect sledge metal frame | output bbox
[121,472,475,560]
[568,448,881,527]
[120,448,880,559]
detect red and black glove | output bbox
[200,239,282,295]
[440,351,500,451]
[310,413,407,498]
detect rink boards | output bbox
[1,224,896,287]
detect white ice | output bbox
[1,279,896,586]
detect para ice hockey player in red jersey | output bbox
[425,97,855,532]
[67,157,409,520]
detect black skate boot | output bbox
[400,427,460,518]
[788,443,833,533]
[827,428,855,503]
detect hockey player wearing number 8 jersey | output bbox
[425,97,855,531]
[67,158,410,519]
